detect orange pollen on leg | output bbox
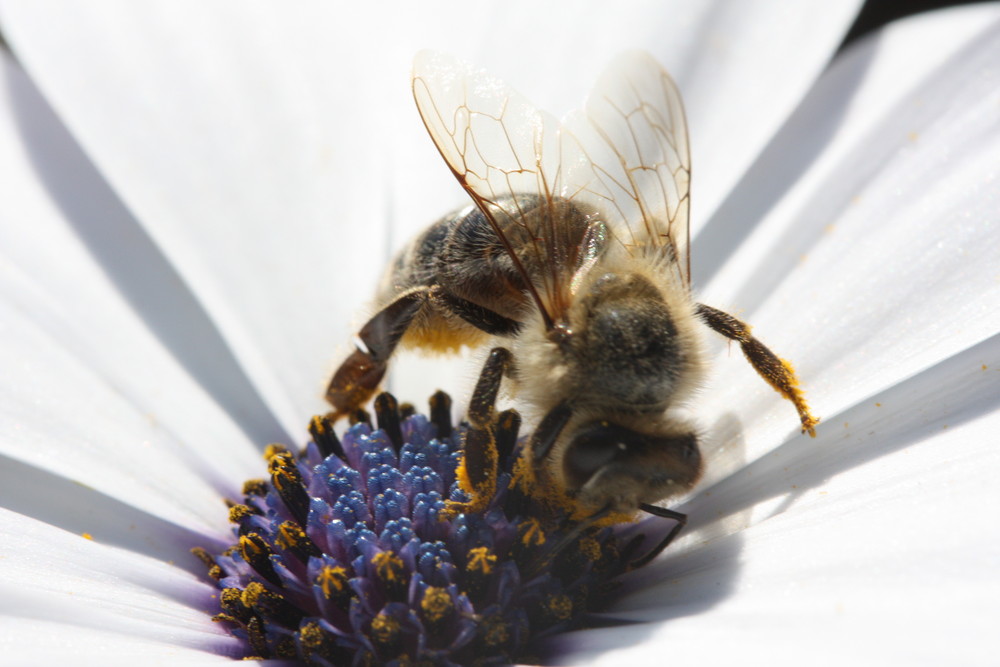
[451,456,495,515]
[778,358,820,437]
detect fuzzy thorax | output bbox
[511,247,706,421]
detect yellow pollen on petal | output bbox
[219,587,242,612]
[239,533,268,560]
[267,452,301,491]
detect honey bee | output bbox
[327,51,817,552]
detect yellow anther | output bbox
[519,518,546,547]
[275,521,307,551]
[241,581,265,607]
[299,621,325,649]
[420,586,452,623]
[546,593,573,621]
[578,536,602,561]
[316,565,349,598]
[372,551,405,583]
[264,444,291,461]
[371,613,400,644]
[228,503,254,524]
[466,546,497,575]
[482,614,510,647]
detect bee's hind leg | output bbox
[696,303,819,436]
[443,347,513,518]
[428,287,522,336]
[325,288,427,420]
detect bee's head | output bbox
[560,419,702,513]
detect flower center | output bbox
[195,391,646,664]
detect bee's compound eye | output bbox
[563,425,622,486]
[563,422,646,489]
[681,439,698,460]
[562,422,700,494]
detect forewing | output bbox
[565,51,692,287]
[412,51,592,325]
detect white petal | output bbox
[0,508,241,663]
[0,620,236,667]
[0,52,271,530]
[0,1,860,428]
[695,3,1000,285]
[697,8,1000,469]
[0,293,230,537]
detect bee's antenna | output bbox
[628,503,687,569]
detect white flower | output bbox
[1,2,998,664]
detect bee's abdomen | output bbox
[382,213,454,297]
[435,207,531,319]
[378,206,529,353]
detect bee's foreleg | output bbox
[444,347,512,517]
[502,401,571,500]
[530,402,573,463]
[325,288,427,420]
[627,503,688,569]
[696,303,819,436]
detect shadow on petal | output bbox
[0,454,229,574]
[692,25,876,288]
[5,65,288,447]
[692,330,1000,536]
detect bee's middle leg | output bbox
[327,285,518,421]
[445,347,513,517]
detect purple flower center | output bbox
[196,392,652,664]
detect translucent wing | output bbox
[565,51,691,286]
[412,51,691,328]
[413,51,597,328]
